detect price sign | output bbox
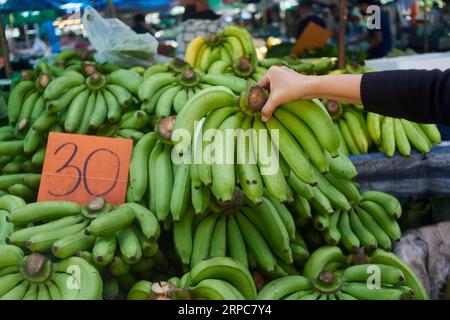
[292,22,332,56]
[37,132,133,205]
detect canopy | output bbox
[0,0,173,13]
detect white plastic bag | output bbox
[82,6,158,68]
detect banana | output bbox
[235,212,275,273]
[30,95,45,122]
[223,26,257,65]
[209,215,227,257]
[211,112,244,201]
[361,190,402,220]
[219,47,232,65]
[191,213,219,268]
[156,85,182,118]
[173,207,195,267]
[329,153,357,180]
[23,127,42,154]
[144,64,169,79]
[173,89,188,113]
[53,256,103,300]
[185,36,206,67]
[335,291,357,300]
[322,209,341,245]
[191,184,210,215]
[189,256,257,300]
[337,123,350,155]
[381,117,395,157]
[369,249,428,300]
[196,107,237,186]
[92,234,117,266]
[148,141,163,213]
[85,205,135,236]
[343,263,405,285]
[173,86,236,144]
[290,243,310,264]
[314,167,351,211]
[7,215,83,247]
[154,146,173,221]
[64,89,90,133]
[116,226,142,264]
[88,90,108,130]
[108,256,131,277]
[251,118,287,202]
[0,210,14,244]
[208,60,230,74]
[223,36,245,60]
[33,111,56,132]
[310,186,334,215]
[265,117,316,185]
[227,215,248,269]
[17,92,38,126]
[8,81,34,125]
[419,123,441,144]
[125,203,160,241]
[1,280,29,300]
[0,194,26,211]
[170,163,191,222]
[282,99,339,157]
[44,73,85,101]
[354,205,392,250]
[200,74,246,94]
[139,73,176,102]
[400,119,430,153]
[293,194,312,220]
[46,281,62,300]
[199,46,212,71]
[274,108,330,173]
[103,89,122,124]
[265,193,295,240]
[288,171,314,201]
[394,118,411,156]
[366,112,382,145]
[338,210,360,252]
[37,284,52,300]
[107,84,132,108]
[23,283,38,300]
[312,214,329,231]
[0,245,24,269]
[190,278,245,300]
[255,198,292,263]
[8,201,80,225]
[0,273,23,297]
[341,282,404,300]
[323,171,362,204]
[359,200,401,240]
[236,116,264,204]
[338,119,360,155]
[108,69,142,95]
[303,246,345,280]
[52,230,95,259]
[127,280,152,300]
[0,141,24,156]
[129,132,157,201]
[26,221,87,252]
[47,84,86,113]
[349,209,377,250]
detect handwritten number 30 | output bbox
[48,143,121,197]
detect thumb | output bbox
[261,94,278,122]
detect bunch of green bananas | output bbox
[3,197,160,264]
[207,56,267,82]
[260,55,336,75]
[366,112,441,156]
[128,257,256,300]
[173,83,341,206]
[185,26,258,72]
[258,246,428,300]
[0,245,102,300]
[173,192,309,275]
[138,66,246,117]
[316,191,402,252]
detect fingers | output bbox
[257,74,270,90]
[261,94,279,122]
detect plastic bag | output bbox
[82,6,158,68]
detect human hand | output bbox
[258,66,314,122]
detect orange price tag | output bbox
[37,132,133,205]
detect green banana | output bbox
[92,234,117,266]
[8,201,80,225]
[85,205,135,236]
[191,213,219,268]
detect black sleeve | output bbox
[360,69,450,125]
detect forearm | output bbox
[302,74,363,104]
